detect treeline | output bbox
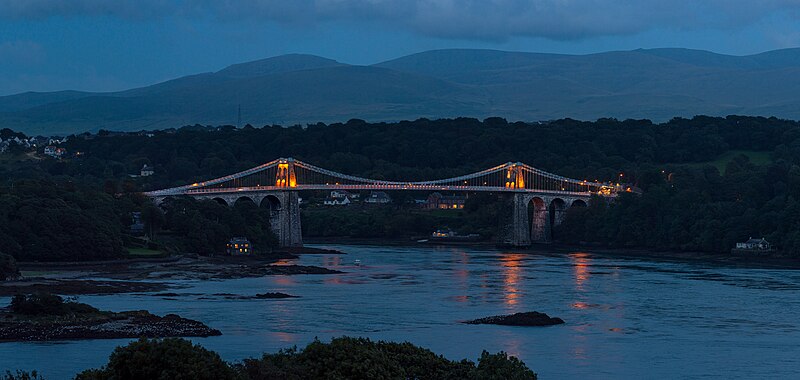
[0,180,128,261]
[3,115,800,255]
[0,180,278,261]
[557,157,800,254]
[67,336,535,379]
[5,115,793,189]
[301,193,502,240]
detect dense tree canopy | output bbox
[4,115,800,256]
[0,180,128,261]
[73,337,536,380]
[0,253,19,281]
[75,338,236,380]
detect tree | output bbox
[75,338,237,380]
[0,252,19,281]
[3,370,44,380]
[236,337,535,380]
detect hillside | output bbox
[3,48,800,135]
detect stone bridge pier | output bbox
[153,191,303,248]
[499,193,589,247]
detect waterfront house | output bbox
[364,191,391,204]
[426,192,467,209]
[226,237,252,256]
[735,237,771,250]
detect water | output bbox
[2,244,800,379]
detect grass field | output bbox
[683,150,772,171]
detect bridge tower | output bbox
[275,158,297,188]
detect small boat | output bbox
[354,259,362,266]
[429,229,481,243]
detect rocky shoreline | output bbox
[0,279,168,297]
[2,255,344,297]
[464,311,565,326]
[0,293,222,343]
[0,310,221,342]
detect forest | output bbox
[2,114,800,260]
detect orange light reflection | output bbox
[500,253,525,308]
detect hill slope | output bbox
[4,48,800,134]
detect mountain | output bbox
[3,48,800,135]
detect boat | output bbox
[354,259,362,266]
[429,229,481,243]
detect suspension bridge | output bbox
[145,158,622,247]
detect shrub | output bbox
[9,293,99,316]
[0,253,19,281]
[3,371,44,380]
[75,338,237,380]
[237,336,536,380]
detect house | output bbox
[140,164,155,177]
[364,191,391,204]
[330,190,355,199]
[44,146,66,158]
[129,212,145,236]
[426,192,467,209]
[323,197,351,206]
[226,237,252,256]
[735,237,771,250]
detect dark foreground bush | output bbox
[239,336,536,380]
[75,338,236,380]
[3,370,44,380]
[75,336,536,380]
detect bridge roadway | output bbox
[146,158,616,247]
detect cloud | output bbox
[0,0,173,20]
[0,40,46,66]
[2,0,800,41]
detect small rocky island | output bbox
[0,293,220,342]
[464,311,565,326]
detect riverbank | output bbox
[1,249,345,296]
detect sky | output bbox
[1,0,800,96]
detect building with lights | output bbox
[226,237,252,256]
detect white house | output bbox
[331,190,359,199]
[330,190,350,199]
[140,164,155,177]
[735,237,771,250]
[364,191,391,204]
[323,197,351,206]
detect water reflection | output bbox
[500,253,525,308]
[452,249,471,297]
[569,252,592,291]
[322,255,341,267]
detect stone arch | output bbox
[211,197,229,206]
[527,197,548,242]
[571,199,588,208]
[260,194,282,211]
[233,196,257,209]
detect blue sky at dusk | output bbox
[1,0,800,96]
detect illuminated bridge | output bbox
[145,158,621,247]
